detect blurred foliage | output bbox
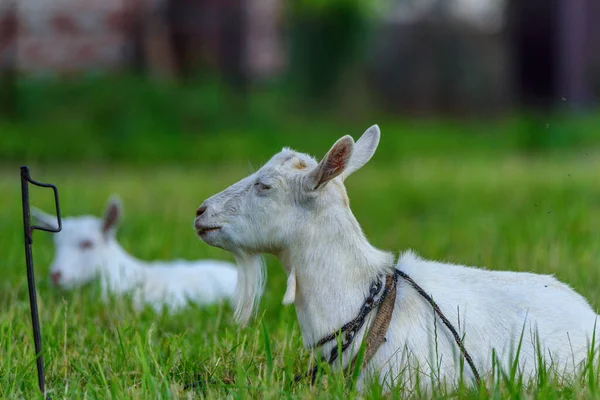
[1,76,600,166]
[288,0,371,13]
[287,0,372,100]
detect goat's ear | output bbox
[342,124,380,179]
[305,135,354,190]
[102,194,122,236]
[31,207,59,230]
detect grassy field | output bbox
[1,76,600,398]
[1,136,600,398]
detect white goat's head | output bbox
[33,195,122,289]
[194,125,381,324]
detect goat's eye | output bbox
[255,182,272,192]
[79,240,94,249]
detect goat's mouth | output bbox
[196,226,222,236]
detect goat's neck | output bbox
[279,207,395,348]
[100,241,146,294]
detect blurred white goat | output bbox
[194,125,599,393]
[34,196,237,314]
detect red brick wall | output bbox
[1,0,285,79]
[1,0,143,73]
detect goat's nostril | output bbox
[196,205,207,217]
[50,271,62,285]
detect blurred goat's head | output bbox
[33,195,122,289]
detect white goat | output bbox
[193,126,599,392]
[34,196,238,314]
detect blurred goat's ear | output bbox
[342,124,380,180]
[102,194,122,236]
[305,135,354,191]
[31,207,59,230]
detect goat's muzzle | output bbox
[194,217,221,236]
[196,205,207,217]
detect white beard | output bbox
[233,252,266,326]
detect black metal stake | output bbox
[20,166,62,398]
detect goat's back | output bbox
[373,250,598,391]
[141,259,238,312]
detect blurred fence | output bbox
[0,0,599,116]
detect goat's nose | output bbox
[50,271,62,285]
[196,204,207,217]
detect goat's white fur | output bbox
[194,125,599,392]
[231,252,266,324]
[34,196,237,314]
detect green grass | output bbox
[2,143,600,398]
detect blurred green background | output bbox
[1,0,599,165]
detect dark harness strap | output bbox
[395,270,481,386]
[345,273,398,375]
[296,269,482,387]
